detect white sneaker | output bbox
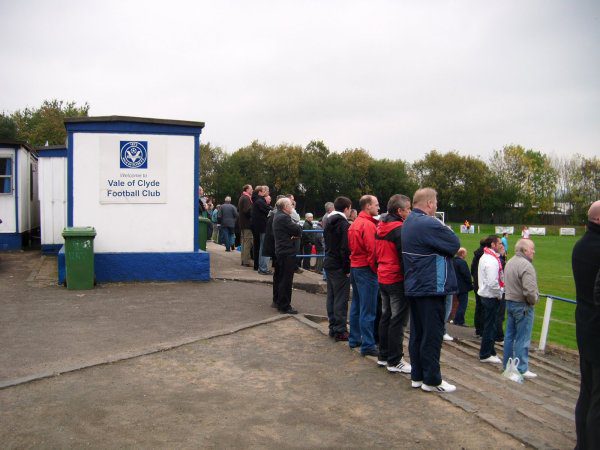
[443,333,454,341]
[386,358,412,374]
[376,359,387,367]
[480,355,502,364]
[421,380,456,393]
[522,370,538,379]
[411,380,423,388]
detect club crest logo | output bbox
[120,141,148,169]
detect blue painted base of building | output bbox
[57,248,210,284]
[42,244,63,255]
[0,233,25,251]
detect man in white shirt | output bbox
[477,235,504,364]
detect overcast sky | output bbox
[1,0,598,161]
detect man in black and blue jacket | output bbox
[402,188,460,393]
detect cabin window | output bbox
[0,157,12,194]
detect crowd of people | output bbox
[205,185,599,448]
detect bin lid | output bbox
[198,217,212,223]
[62,227,97,237]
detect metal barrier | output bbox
[296,229,325,259]
[538,293,577,352]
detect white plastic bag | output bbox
[502,357,524,384]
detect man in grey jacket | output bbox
[502,238,539,378]
[218,196,238,252]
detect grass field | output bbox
[448,224,578,351]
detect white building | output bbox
[36,145,67,254]
[56,116,208,282]
[0,140,39,250]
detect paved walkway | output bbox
[0,246,579,448]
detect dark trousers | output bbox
[302,243,313,269]
[378,282,410,366]
[474,292,483,335]
[576,356,600,450]
[408,296,445,386]
[326,268,350,334]
[479,297,499,359]
[453,292,469,325]
[375,291,382,345]
[252,230,260,270]
[496,298,506,341]
[275,255,296,311]
[272,256,280,305]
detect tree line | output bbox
[1,100,597,224]
[202,140,598,225]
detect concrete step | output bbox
[434,337,577,449]
[309,317,577,449]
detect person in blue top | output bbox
[402,188,460,393]
[501,232,509,256]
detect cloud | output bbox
[1,0,598,161]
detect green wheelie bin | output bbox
[62,227,96,290]
[198,217,211,251]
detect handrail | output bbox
[297,228,325,258]
[538,293,576,352]
[539,293,577,305]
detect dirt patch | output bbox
[1,318,526,449]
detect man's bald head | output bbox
[413,188,438,216]
[588,200,600,224]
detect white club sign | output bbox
[99,136,167,204]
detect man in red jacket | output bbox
[375,194,412,373]
[348,195,380,356]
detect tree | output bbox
[367,158,417,211]
[562,155,600,223]
[338,148,373,202]
[412,150,493,221]
[490,145,557,221]
[0,113,17,140]
[199,142,227,197]
[11,99,89,146]
[264,143,303,196]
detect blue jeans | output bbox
[479,297,500,359]
[503,301,535,373]
[221,226,235,250]
[349,267,378,352]
[258,233,270,272]
[444,294,452,334]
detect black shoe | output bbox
[328,329,335,338]
[258,270,273,275]
[279,307,298,314]
[361,347,379,357]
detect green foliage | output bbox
[368,158,417,208]
[9,99,89,146]
[556,154,600,224]
[199,140,419,215]
[199,142,227,198]
[412,150,493,217]
[338,148,374,201]
[490,145,558,220]
[0,113,17,140]
[198,138,593,220]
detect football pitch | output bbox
[452,229,578,351]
